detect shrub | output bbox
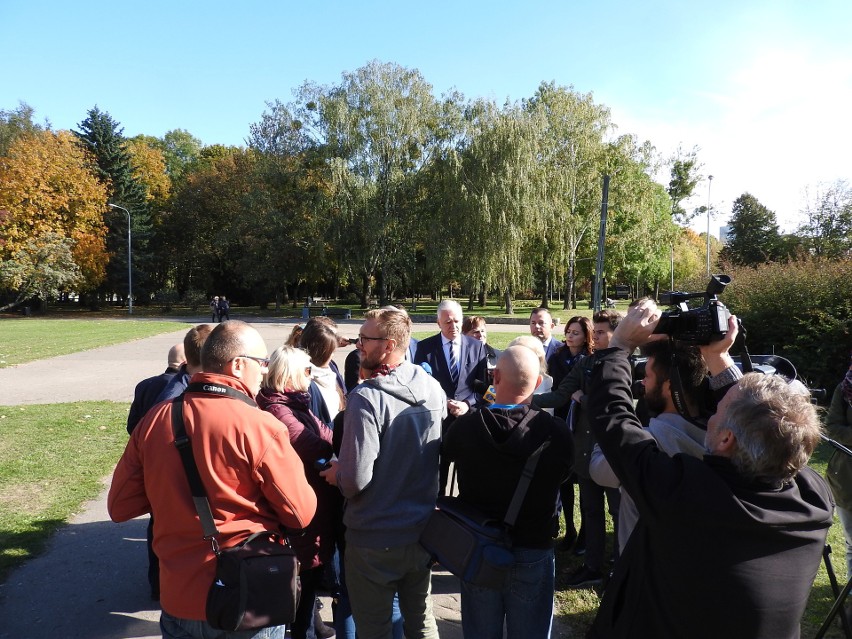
[718,258,851,393]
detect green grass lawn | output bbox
[0,401,130,582]
[0,319,191,368]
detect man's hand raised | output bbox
[698,314,738,376]
[608,300,663,353]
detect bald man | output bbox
[109,321,317,637]
[442,346,573,639]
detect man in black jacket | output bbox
[443,345,573,639]
[587,300,833,639]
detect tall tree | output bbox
[797,180,852,258]
[289,60,450,306]
[446,101,542,313]
[720,193,781,265]
[667,145,703,224]
[0,232,82,311]
[0,102,46,156]
[75,107,151,303]
[524,82,612,309]
[0,130,108,293]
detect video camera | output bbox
[653,274,732,345]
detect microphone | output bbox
[420,362,433,375]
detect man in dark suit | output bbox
[126,343,185,434]
[530,307,560,362]
[414,299,487,492]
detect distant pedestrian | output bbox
[218,296,230,321]
[209,296,219,322]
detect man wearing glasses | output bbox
[322,307,446,639]
[109,321,317,639]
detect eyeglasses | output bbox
[357,334,388,343]
[237,355,270,368]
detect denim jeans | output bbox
[160,611,286,639]
[460,547,555,639]
[837,505,852,577]
[344,541,438,639]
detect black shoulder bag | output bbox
[171,382,301,631]
[419,437,551,590]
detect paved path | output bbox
[0,318,559,639]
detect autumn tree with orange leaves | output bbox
[0,129,109,308]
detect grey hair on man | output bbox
[724,373,822,484]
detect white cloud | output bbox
[609,43,852,236]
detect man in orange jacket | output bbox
[109,320,317,639]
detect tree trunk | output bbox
[274,291,281,313]
[378,265,389,306]
[540,270,549,308]
[360,272,371,309]
[467,289,475,312]
[478,280,486,307]
[504,286,513,315]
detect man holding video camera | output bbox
[587,299,833,639]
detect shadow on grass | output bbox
[0,517,67,583]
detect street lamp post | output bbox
[706,175,714,276]
[108,203,132,314]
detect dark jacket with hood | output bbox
[587,348,833,639]
[442,404,573,548]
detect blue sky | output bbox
[2,0,850,234]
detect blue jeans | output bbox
[460,547,555,639]
[160,611,286,639]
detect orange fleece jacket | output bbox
[108,372,318,621]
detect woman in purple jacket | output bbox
[257,346,340,639]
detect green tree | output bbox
[667,145,703,224]
[74,107,151,304]
[290,60,450,306]
[720,193,781,265]
[797,180,852,258]
[523,82,612,309]
[0,232,82,311]
[0,102,46,157]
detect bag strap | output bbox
[503,438,551,528]
[171,396,220,550]
[184,381,257,407]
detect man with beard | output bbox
[322,307,445,639]
[589,339,708,552]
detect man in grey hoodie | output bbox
[322,307,446,639]
[590,339,709,552]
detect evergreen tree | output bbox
[74,106,151,303]
[720,193,781,265]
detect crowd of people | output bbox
[108,298,845,639]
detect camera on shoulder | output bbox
[653,274,731,345]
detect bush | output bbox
[719,258,851,393]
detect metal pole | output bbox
[706,175,713,276]
[592,175,610,313]
[108,203,132,314]
[670,243,674,290]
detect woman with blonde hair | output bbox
[257,346,339,639]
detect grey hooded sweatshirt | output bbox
[589,411,706,551]
[337,361,447,548]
